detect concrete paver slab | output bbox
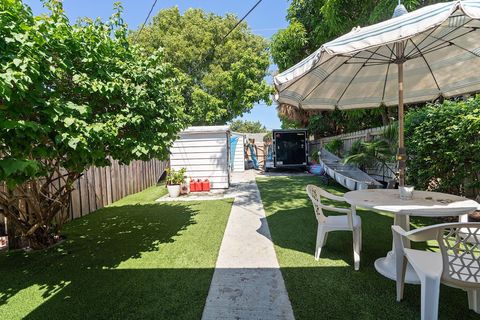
[201,171,295,320]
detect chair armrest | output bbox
[315,187,346,202]
[403,222,480,242]
[392,224,436,246]
[318,203,352,215]
[324,193,346,202]
[392,225,408,257]
[392,225,407,237]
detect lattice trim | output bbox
[442,226,480,283]
[306,185,326,223]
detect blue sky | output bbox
[23,0,290,129]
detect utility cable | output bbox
[135,0,159,41]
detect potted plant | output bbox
[166,168,186,198]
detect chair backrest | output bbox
[306,185,326,223]
[400,222,480,287]
[437,224,480,286]
[306,185,339,223]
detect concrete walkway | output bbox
[202,171,295,320]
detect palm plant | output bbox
[344,124,398,177]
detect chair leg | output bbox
[358,226,362,252]
[395,255,407,302]
[323,232,329,246]
[315,225,326,261]
[467,289,480,313]
[352,228,360,270]
[420,275,441,320]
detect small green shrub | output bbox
[324,139,343,156]
[166,168,186,185]
[309,148,319,163]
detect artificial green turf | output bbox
[0,185,232,320]
[257,176,478,320]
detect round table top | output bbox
[344,189,480,216]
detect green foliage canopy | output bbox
[132,7,272,125]
[229,120,267,133]
[405,97,480,197]
[0,0,185,248]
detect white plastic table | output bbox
[344,189,480,284]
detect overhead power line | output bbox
[135,0,264,45]
[221,0,263,43]
[135,0,159,41]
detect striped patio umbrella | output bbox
[274,0,480,186]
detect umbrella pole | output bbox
[397,43,406,186]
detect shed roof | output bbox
[180,125,230,134]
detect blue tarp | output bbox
[230,137,239,169]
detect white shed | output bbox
[230,132,245,172]
[170,126,230,189]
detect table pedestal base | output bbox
[375,250,420,284]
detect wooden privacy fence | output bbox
[310,126,389,154]
[68,159,167,220]
[0,158,167,239]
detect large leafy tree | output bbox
[271,0,442,135]
[0,0,185,249]
[131,7,272,125]
[229,120,267,133]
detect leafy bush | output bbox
[309,148,319,163]
[324,139,343,156]
[0,1,186,248]
[405,97,480,197]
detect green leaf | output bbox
[64,117,75,127]
[0,159,39,177]
[68,137,81,150]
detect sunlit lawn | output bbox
[257,175,478,320]
[0,185,232,320]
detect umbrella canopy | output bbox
[274,0,480,185]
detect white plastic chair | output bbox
[306,185,362,270]
[392,222,480,320]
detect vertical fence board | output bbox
[79,173,89,217]
[94,167,103,210]
[86,168,96,213]
[101,167,108,208]
[105,166,112,205]
[111,160,118,203]
[129,163,134,194]
[121,164,126,199]
[71,179,82,219]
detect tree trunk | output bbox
[0,168,79,250]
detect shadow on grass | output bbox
[257,175,478,320]
[22,268,214,320]
[279,265,479,320]
[0,202,206,320]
